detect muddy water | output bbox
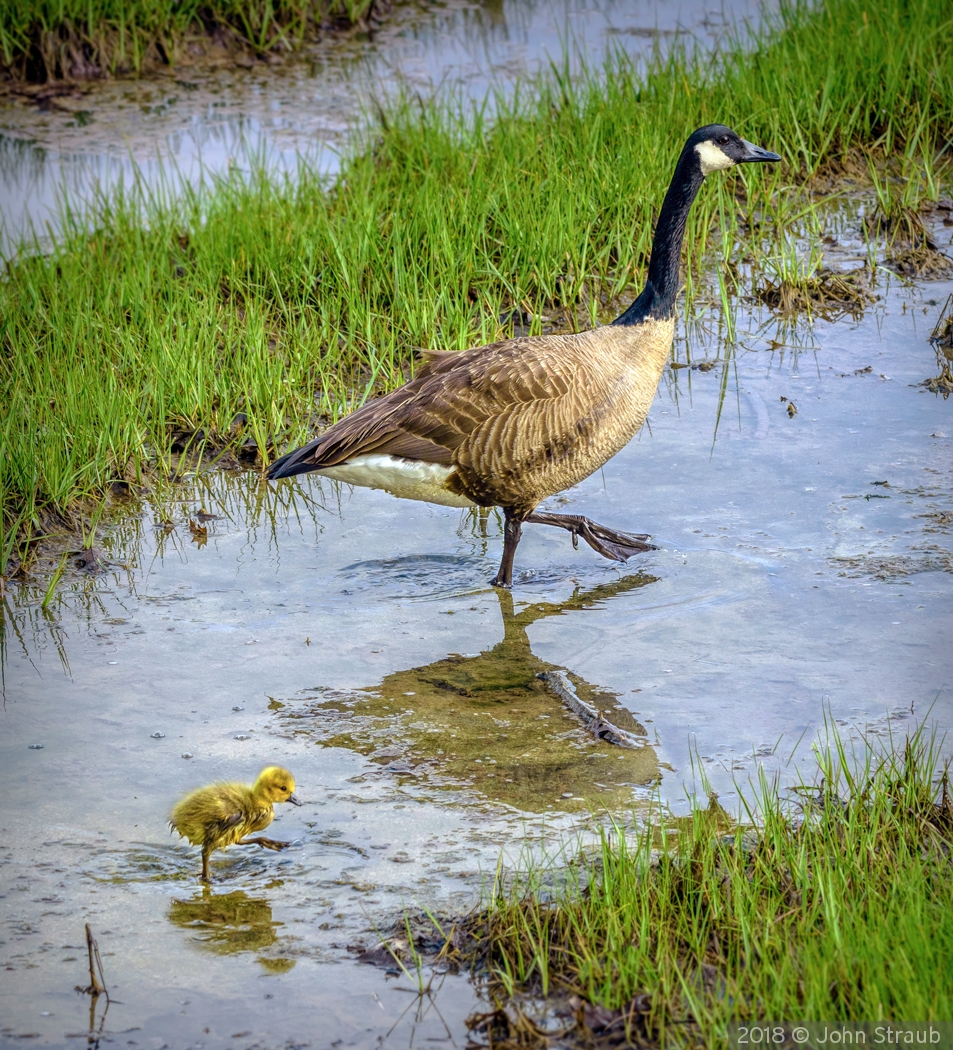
[3,252,952,1044]
[0,0,769,257]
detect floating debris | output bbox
[924,373,953,397]
[754,266,877,319]
[188,519,208,547]
[925,294,953,397]
[28,743,44,749]
[831,550,953,581]
[917,510,953,532]
[73,547,106,572]
[889,245,953,279]
[537,670,647,750]
[150,732,166,739]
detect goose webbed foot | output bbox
[241,836,291,851]
[525,511,656,562]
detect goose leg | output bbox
[491,510,524,588]
[240,836,291,851]
[525,511,657,562]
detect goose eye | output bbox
[718,135,730,145]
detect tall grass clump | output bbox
[463,723,953,1045]
[0,0,379,81]
[1,0,952,557]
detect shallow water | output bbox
[0,0,769,257]
[2,248,952,1043]
[2,0,953,1042]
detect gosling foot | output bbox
[241,836,291,851]
[525,512,656,562]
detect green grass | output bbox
[0,0,377,80]
[2,0,953,569]
[461,722,953,1046]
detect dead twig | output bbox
[76,923,109,1001]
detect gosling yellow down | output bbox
[170,766,302,882]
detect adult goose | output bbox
[268,125,780,587]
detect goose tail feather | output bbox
[266,443,321,480]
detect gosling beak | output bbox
[288,793,302,806]
[739,139,781,164]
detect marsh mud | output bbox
[0,0,769,257]
[2,260,952,1044]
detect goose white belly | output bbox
[316,454,475,508]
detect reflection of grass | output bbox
[461,722,953,1043]
[2,0,952,563]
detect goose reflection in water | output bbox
[168,888,295,972]
[281,572,660,812]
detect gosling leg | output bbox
[240,836,291,851]
[490,510,524,589]
[525,512,656,562]
[200,846,212,883]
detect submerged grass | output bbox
[461,722,953,1047]
[2,0,953,571]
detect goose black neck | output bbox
[613,152,704,326]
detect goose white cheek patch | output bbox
[695,140,734,175]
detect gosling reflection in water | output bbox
[289,573,660,812]
[168,889,295,973]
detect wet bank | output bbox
[0,0,769,258]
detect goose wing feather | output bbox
[267,334,590,483]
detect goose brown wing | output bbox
[266,335,581,480]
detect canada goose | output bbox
[170,766,302,882]
[268,125,780,586]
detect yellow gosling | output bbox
[170,766,302,882]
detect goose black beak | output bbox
[739,139,781,164]
[288,793,302,806]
